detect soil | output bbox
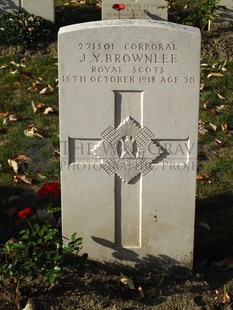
[1,255,233,310]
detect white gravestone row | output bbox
[59,20,200,267]
[102,0,167,21]
[0,0,55,22]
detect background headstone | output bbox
[214,0,233,22]
[0,0,20,14]
[59,20,200,267]
[102,0,167,21]
[0,0,55,22]
[22,0,55,22]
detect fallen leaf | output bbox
[200,83,205,91]
[216,104,227,112]
[0,64,8,69]
[208,108,217,116]
[37,173,46,180]
[120,273,135,290]
[43,107,53,115]
[217,93,226,100]
[207,72,224,78]
[209,123,217,131]
[14,175,32,185]
[22,299,36,310]
[221,123,228,134]
[39,87,48,95]
[31,100,37,113]
[138,286,144,298]
[8,155,32,173]
[24,125,44,139]
[20,74,29,80]
[13,81,20,88]
[196,173,209,181]
[3,114,22,125]
[198,222,211,230]
[215,288,231,304]
[214,139,224,147]
[10,60,26,68]
[198,125,210,136]
[10,69,19,75]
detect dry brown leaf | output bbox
[3,114,22,125]
[53,149,60,156]
[43,107,53,115]
[200,83,205,91]
[217,93,226,100]
[37,173,46,180]
[198,222,211,230]
[10,69,19,75]
[214,139,224,147]
[216,104,227,112]
[196,173,209,181]
[20,74,29,80]
[14,175,32,185]
[47,84,54,93]
[39,87,48,95]
[24,125,44,139]
[208,108,217,116]
[215,289,231,304]
[10,60,26,68]
[13,81,20,88]
[22,298,36,310]
[8,155,32,173]
[0,111,9,118]
[198,120,210,135]
[138,286,144,299]
[207,72,224,78]
[31,100,37,113]
[221,123,228,134]
[209,123,217,131]
[120,273,135,290]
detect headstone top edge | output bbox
[58,20,200,36]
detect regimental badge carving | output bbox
[93,117,163,183]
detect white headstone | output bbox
[22,0,55,22]
[102,0,167,21]
[0,0,20,13]
[59,20,200,267]
[0,0,55,22]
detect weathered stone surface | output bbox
[102,0,167,21]
[59,20,200,266]
[0,0,55,22]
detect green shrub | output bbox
[0,12,53,48]
[167,0,220,30]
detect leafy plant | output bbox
[166,0,220,30]
[0,181,83,286]
[0,12,54,48]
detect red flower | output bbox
[38,182,61,198]
[112,3,125,10]
[17,207,33,219]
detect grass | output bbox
[0,55,59,190]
